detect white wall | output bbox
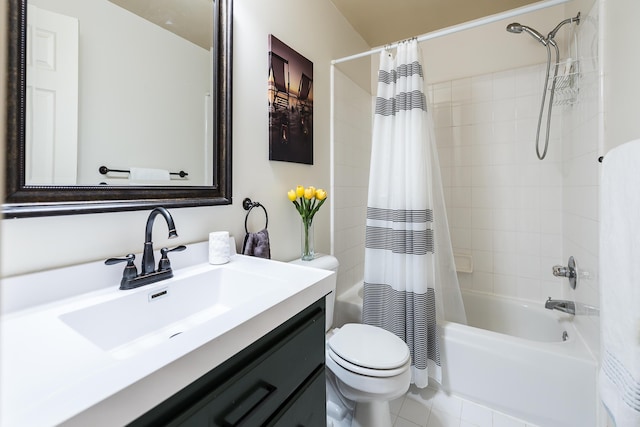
[603,0,640,151]
[0,0,370,277]
[30,0,212,186]
[599,0,640,425]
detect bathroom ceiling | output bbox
[110,0,541,50]
[330,0,540,47]
[109,0,212,49]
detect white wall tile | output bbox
[493,121,516,144]
[333,70,371,294]
[516,276,542,301]
[472,250,493,273]
[473,101,494,124]
[428,57,599,307]
[472,271,494,293]
[471,208,492,230]
[432,84,452,105]
[493,274,517,298]
[471,74,493,100]
[493,231,517,252]
[472,229,493,251]
[494,252,517,276]
[451,167,472,187]
[492,69,516,101]
[494,98,517,123]
[451,77,472,103]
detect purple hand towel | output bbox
[242,228,271,259]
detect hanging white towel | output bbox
[129,167,170,184]
[599,139,640,426]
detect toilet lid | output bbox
[328,323,410,371]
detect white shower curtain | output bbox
[363,39,466,388]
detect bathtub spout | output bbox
[545,297,576,315]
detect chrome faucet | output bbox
[105,207,186,290]
[545,297,576,315]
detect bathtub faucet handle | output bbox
[552,256,578,289]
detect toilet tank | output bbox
[288,254,339,332]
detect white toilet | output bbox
[289,255,411,427]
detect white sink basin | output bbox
[2,247,336,427]
[59,267,279,359]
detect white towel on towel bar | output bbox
[129,167,170,182]
[599,139,640,426]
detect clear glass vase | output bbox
[301,218,314,261]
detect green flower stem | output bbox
[291,195,326,260]
[302,216,312,258]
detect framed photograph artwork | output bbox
[268,35,314,164]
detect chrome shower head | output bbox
[506,22,524,33]
[506,22,547,45]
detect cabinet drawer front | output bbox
[268,365,326,427]
[212,311,325,425]
[169,300,326,426]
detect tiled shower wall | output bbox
[430,65,567,301]
[429,0,600,355]
[561,0,601,357]
[333,70,371,297]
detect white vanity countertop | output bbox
[0,246,333,427]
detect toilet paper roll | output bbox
[209,231,230,264]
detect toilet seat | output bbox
[328,348,410,377]
[328,323,411,377]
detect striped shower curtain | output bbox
[363,39,466,388]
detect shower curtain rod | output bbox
[331,0,570,65]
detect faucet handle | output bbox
[158,245,187,271]
[105,254,138,284]
[551,256,578,289]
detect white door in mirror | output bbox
[26,5,79,185]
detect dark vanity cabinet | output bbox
[129,299,326,427]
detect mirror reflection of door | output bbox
[26,4,79,185]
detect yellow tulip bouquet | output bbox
[287,185,328,260]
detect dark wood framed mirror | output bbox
[4,0,232,218]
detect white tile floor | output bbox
[390,385,539,427]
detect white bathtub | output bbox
[334,284,598,427]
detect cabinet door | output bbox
[267,366,326,427]
[129,299,326,427]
